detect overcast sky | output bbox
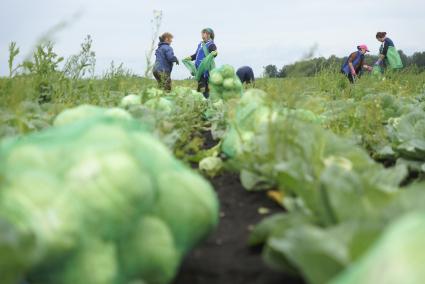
[1,0,424,79]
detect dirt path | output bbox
[173,172,304,284]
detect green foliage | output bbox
[199,156,223,177]
[213,66,425,284]
[20,42,64,102]
[387,111,425,160]
[0,100,53,138]
[8,42,20,78]
[410,51,425,70]
[263,64,279,78]
[22,42,64,76]
[103,61,133,79]
[63,35,96,80]
[1,37,425,284]
[268,52,425,78]
[331,210,425,284]
[118,86,210,161]
[144,10,163,78]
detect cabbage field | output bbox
[1,42,425,284]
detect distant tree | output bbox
[398,50,409,67]
[264,50,425,78]
[278,66,287,78]
[411,52,425,69]
[365,54,379,66]
[263,64,279,78]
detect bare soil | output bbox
[172,171,304,284]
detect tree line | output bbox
[263,50,425,78]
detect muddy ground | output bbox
[173,171,304,284]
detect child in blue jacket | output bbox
[153,32,179,91]
[186,28,218,98]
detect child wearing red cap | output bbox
[341,45,372,83]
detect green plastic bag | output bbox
[195,53,216,81]
[182,58,196,76]
[182,43,216,81]
[208,65,243,102]
[386,46,403,69]
[0,115,219,284]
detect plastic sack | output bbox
[182,54,216,81]
[386,46,403,69]
[195,53,216,81]
[182,58,196,76]
[0,115,219,284]
[208,65,243,101]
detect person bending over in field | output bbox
[341,44,372,83]
[185,28,218,98]
[153,32,179,91]
[236,66,255,85]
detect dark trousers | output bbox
[341,69,361,84]
[153,71,172,91]
[197,76,209,98]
